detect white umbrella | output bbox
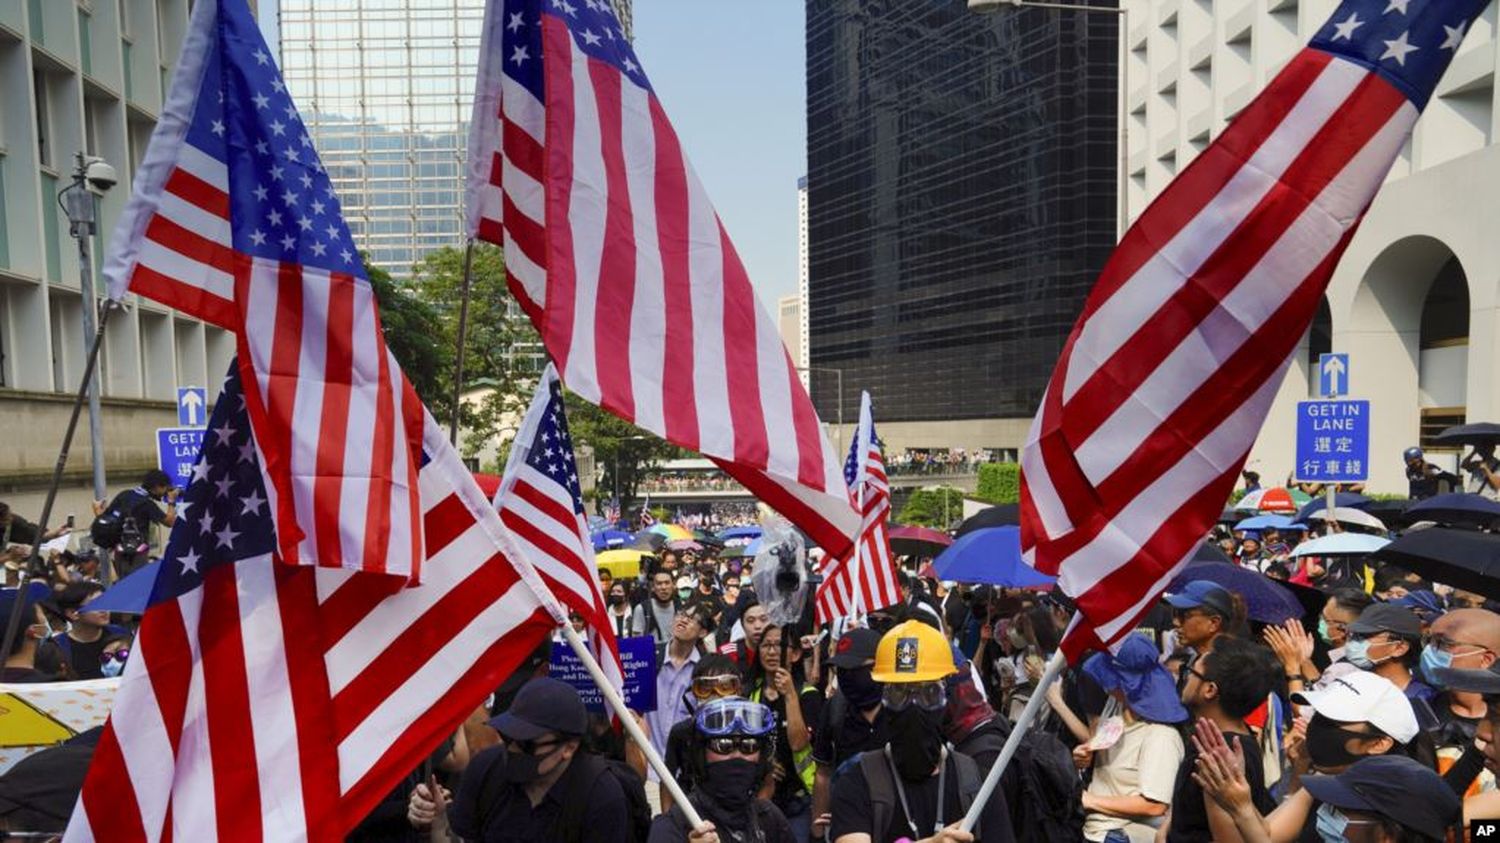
[1291,532,1390,558]
[1315,506,1386,532]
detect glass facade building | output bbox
[805,1,1119,423]
[276,0,631,278]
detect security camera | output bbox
[83,157,118,194]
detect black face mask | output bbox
[608,594,626,607]
[888,705,945,781]
[502,743,563,784]
[699,758,759,811]
[837,666,884,711]
[1305,714,1377,770]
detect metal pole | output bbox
[835,368,844,459]
[0,304,115,665]
[961,647,1068,832]
[447,239,476,446]
[560,625,705,828]
[64,154,108,504]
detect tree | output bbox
[563,393,682,515]
[897,486,968,529]
[975,463,1021,504]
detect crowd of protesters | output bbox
[11,446,1500,842]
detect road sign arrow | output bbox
[180,391,204,425]
[1321,355,1346,396]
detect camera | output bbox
[83,157,118,194]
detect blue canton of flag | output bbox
[523,379,586,515]
[1312,0,1476,109]
[151,363,276,604]
[843,414,880,489]
[501,0,642,97]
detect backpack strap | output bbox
[949,748,982,836]
[472,746,510,839]
[857,750,896,843]
[551,752,605,843]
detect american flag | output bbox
[495,364,625,701]
[1020,0,1489,660]
[816,392,900,624]
[101,0,425,580]
[65,365,560,841]
[465,0,859,559]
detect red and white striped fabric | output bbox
[101,0,424,580]
[1020,0,1488,661]
[816,392,901,624]
[65,367,561,841]
[494,364,625,700]
[466,0,859,559]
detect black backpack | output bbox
[476,750,651,843]
[857,747,982,840]
[955,724,1083,843]
[89,490,147,552]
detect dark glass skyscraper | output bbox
[805,1,1118,424]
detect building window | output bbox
[33,70,52,169]
[1420,407,1466,452]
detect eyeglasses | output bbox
[1183,665,1210,685]
[881,682,947,712]
[696,697,776,737]
[704,736,765,756]
[1428,633,1488,654]
[691,674,743,700]
[100,648,131,664]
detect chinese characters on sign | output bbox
[1295,400,1370,483]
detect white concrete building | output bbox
[0,0,240,517]
[1124,0,1500,494]
[778,294,802,370]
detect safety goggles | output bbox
[704,736,766,756]
[695,697,776,737]
[881,681,947,712]
[691,674,743,700]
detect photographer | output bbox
[92,469,180,578]
[1462,444,1500,500]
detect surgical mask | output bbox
[837,666,884,711]
[101,659,125,678]
[1342,638,1384,670]
[1421,643,1453,683]
[1317,618,1336,644]
[1314,803,1348,843]
[678,588,692,601]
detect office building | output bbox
[804,0,1119,453]
[0,0,241,516]
[1124,0,1500,494]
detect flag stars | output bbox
[252,91,271,110]
[311,199,326,216]
[1384,0,1410,13]
[1329,12,1362,41]
[240,490,266,516]
[213,475,234,499]
[270,164,286,182]
[298,216,314,232]
[282,189,299,206]
[581,29,602,47]
[310,241,327,257]
[270,119,287,137]
[511,45,530,65]
[300,172,314,189]
[271,78,285,94]
[213,421,237,446]
[238,440,257,464]
[253,47,270,65]
[1381,30,1419,66]
[325,224,340,240]
[215,524,240,549]
[281,233,297,251]
[623,57,638,74]
[200,516,216,536]
[283,103,298,120]
[507,11,526,32]
[191,460,211,484]
[255,139,270,156]
[340,249,354,264]
[211,119,226,137]
[253,184,269,202]
[178,548,201,574]
[267,208,283,227]
[250,229,267,246]
[1443,22,1468,51]
[283,147,300,162]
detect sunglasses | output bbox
[100,648,131,664]
[704,736,764,756]
[692,675,743,700]
[509,737,562,756]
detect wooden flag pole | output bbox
[559,624,705,829]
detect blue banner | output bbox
[550,635,658,713]
[1295,400,1370,483]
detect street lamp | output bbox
[970,0,1131,241]
[58,152,120,505]
[795,365,845,457]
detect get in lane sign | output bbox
[157,427,206,489]
[1295,400,1369,483]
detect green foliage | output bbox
[897,486,968,529]
[563,392,683,513]
[975,462,1021,504]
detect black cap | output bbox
[1301,756,1459,841]
[829,628,881,668]
[1349,603,1422,638]
[489,677,587,741]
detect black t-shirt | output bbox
[60,635,109,680]
[811,693,888,770]
[828,753,1016,843]
[1166,730,1274,843]
[2,515,40,546]
[448,747,627,843]
[662,719,700,794]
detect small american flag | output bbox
[1021,0,1489,660]
[495,364,625,701]
[65,365,559,841]
[816,392,900,624]
[465,0,859,559]
[101,0,424,580]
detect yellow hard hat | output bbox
[871,619,957,684]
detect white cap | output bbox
[1292,670,1419,744]
[675,575,694,589]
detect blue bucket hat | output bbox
[1082,634,1188,724]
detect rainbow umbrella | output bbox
[646,523,694,542]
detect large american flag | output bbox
[1020,0,1489,660]
[65,365,560,841]
[495,364,625,700]
[101,0,425,580]
[465,0,859,558]
[816,392,901,624]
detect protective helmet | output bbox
[1403,446,1424,462]
[872,619,957,684]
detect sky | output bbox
[261,1,807,308]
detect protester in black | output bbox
[96,469,179,578]
[50,582,129,680]
[0,584,55,683]
[809,628,887,843]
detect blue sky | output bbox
[632,2,807,307]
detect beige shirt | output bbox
[1083,720,1184,843]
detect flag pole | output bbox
[447,238,477,446]
[559,624,705,829]
[959,621,1072,833]
[0,301,116,663]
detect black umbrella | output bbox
[1400,493,1500,528]
[954,504,1019,538]
[1376,527,1500,602]
[1434,422,1500,448]
[1194,541,1232,563]
[1363,498,1413,526]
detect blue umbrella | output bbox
[1402,492,1500,527]
[930,526,1056,588]
[717,526,763,542]
[1167,561,1303,624]
[83,561,163,614]
[1296,492,1373,522]
[591,529,634,551]
[1235,514,1294,531]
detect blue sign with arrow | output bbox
[177,386,207,427]
[1318,353,1349,398]
[156,427,206,489]
[1295,400,1369,483]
